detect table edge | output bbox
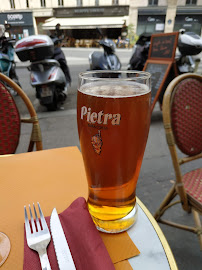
[137,197,178,270]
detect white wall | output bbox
[129,0,148,7]
[159,0,168,6]
[1,0,202,12]
[119,0,130,4]
[0,2,11,10]
[177,0,185,5]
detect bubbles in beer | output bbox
[79,81,150,98]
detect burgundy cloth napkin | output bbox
[23,197,115,270]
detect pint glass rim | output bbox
[79,70,151,81]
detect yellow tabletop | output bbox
[0,147,178,270]
[0,147,89,269]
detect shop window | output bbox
[77,0,83,6]
[95,0,99,6]
[58,0,64,6]
[10,0,15,8]
[26,0,29,7]
[41,0,46,7]
[148,0,158,5]
[174,15,201,36]
[112,0,119,5]
[186,0,197,4]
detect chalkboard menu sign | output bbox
[144,32,179,112]
[149,32,179,61]
[143,60,172,110]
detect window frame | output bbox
[77,0,83,6]
[58,0,64,6]
[148,0,158,6]
[112,0,119,5]
[10,0,15,9]
[41,0,46,7]
[186,0,197,5]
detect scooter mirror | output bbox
[96,27,104,38]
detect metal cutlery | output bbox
[50,208,76,270]
[24,202,52,270]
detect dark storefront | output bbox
[137,8,166,36]
[70,28,121,40]
[0,12,34,40]
[43,6,129,40]
[174,8,202,36]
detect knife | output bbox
[50,208,76,270]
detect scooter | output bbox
[0,25,21,90]
[176,29,202,73]
[127,30,202,104]
[15,35,69,111]
[89,28,121,72]
[128,30,202,73]
[127,32,151,71]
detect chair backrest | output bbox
[0,73,43,155]
[163,73,202,156]
[0,82,21,154]
[170,76,202,156]
[162,73,202,210]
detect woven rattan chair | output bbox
[154,73,202,249]
[0,73,42,155]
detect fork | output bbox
[24,202,52,270]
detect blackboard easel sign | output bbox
[148,32,179,61]
[144,60,172,110]
[143,32,179,111]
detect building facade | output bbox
[0,0,201,43]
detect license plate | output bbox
[41,87,52,97]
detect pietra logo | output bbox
[81,106,121,125]
[91,130,103,155]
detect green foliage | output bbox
[127,23,139,47]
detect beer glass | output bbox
[77,71,151,233]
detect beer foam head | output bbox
[79,81,150,98]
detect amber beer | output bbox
[77,71,151,233]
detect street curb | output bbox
[16,63,29,68]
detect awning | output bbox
[42,16,129,30]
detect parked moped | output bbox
[127,30,202,104]
[0,24,21,91]
[89,28,121,72]
[15,35,70,111]
[128,30,202,74]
